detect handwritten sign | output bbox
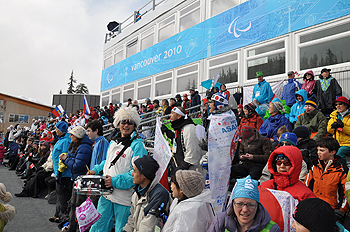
[153,117,173,182]
[208,110,238,214]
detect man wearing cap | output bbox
[252,71,273,118]
[327,96,350,168]
[189,88,201,113]
[312,68,342,115]
[123,155,169,232]
[231,125,272,180]
[161,107,204,173]
[282,71,301,108]
[51,121,71,221]
[295,95,327,141]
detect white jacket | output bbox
[162,189,214,232]
[181,123,205,166]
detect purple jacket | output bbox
[207,202,281,232]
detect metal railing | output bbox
[105,0,167,43]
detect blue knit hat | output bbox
[305,95,317,108]
[231,175,259,202]
[55,121,68,133]
[279,132,297,146]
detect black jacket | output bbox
[297,138,317,170]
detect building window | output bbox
[114,46,124,64]
[9,114,29,124]
[138,78,151,100]
[123,90,134,102]
[34,116,46,121]
[209,53,238,84]
[104,56,113,69]
[158,15,175,42]
[0,112,3,124]
[126,38,138,58]
[179,1,200,32]
[247,40,286,80]
[141,28,154,51]
[299,22,350,70]
[111,88,120,104]
[210,0,240,17]
[155,72,172,97]
[177,64,198,92]
[102,96,109,107]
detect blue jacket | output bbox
[64,134,93,180]
[252,80,273,104]
[259,113,292,141]
[190,91,201,112]
[282,79,302,106]
[8,142,19,155]
[90,136,109,170]
[289,89,307,123]
[52,133,71,177]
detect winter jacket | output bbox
[162,189,214,232]
[289,89,307,123]
[295,109,327,141]
[190,91,201,112]
[207,202,280,232]
[123,179,170,232]
[263,99,291,121]
[312,75,342,114]
[42,152,54,172]
[282,78,301,106]
[92,131,147,206]
[301,74,316,97]
[8,129,16,142]
[0,146,5,160]
[259,146,316,202]
[8,143,19,156]
[305,157,347,212]
[52,133,71,177]
[182,99,191,110]
[327,110,350,147]
[259,113,292,141]
[239,129,272,167]
[252,80,273,105]
[63,134,93,180]
[297,138,318,170]
[89,136,109,170]
[238,112,263,137]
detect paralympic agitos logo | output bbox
[228,16,252,38]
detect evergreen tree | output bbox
[59,89,62,94]
[67,70,76,94]
[75,83,89,94]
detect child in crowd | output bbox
[305,137,348,215]
[292,126,317,170]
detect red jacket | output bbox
[238,113,263,137]
[91,111,99,120]
[259,146,316,202]
[305,157,348,212]
[0,146,5,159]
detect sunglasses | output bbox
[335,102,344,106]
[279,141,294,146]
[120,120,135,125]
[276,160,291,166]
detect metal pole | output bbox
[153,0,155,10]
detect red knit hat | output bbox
[332,96,349,108]
[237,104,243,109]
[241,125,255,140]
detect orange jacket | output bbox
[238,113,263,137]
[304,157,348,212]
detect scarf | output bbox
[320,75,334,91]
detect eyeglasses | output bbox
[233,201,257,209]
[335,102,344,106]
[120,120,135,125]
[276,160,291,166]
[279,141,294,146]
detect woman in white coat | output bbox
[162,170,214,232]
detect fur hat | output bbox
[0,183,12,203]
[113,106,141,128]
[69,126,86,139]
[231,175,259,202]
[176,170,205,198]
[293,198,336,232]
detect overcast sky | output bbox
[0,0,145,106]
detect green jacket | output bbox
[295,109,327,141]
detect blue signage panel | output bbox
[101,0,350,91]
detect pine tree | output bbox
[67,70,76,94]
[75,83,89,94]
[59,89,62,94]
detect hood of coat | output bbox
[268,146,302,188]
[81,134,93,147]
[182,189,214,204]
[295,89,307,104]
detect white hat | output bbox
[113,106,141,127]
[69,126,86,139]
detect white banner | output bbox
[243,80,285,106]
[153,117,173,182]
[208,110,238,214]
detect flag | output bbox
[84,95,90,115]
[52,105,66,119]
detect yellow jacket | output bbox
[327,110,350,147]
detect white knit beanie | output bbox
[69,126,86,139]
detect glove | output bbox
[198,138,208,151]
[336,119,344,128]
[331,121,341,129]
[56,171,62,185]
[335,209,345,223]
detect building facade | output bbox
[52,94,100,115]
[100,0,350,106]
[0,93,53,135]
